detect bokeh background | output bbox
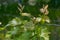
[0,0,60,40]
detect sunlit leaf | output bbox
[6,17,22,26]
[0,27,5,31]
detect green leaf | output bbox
[16,32,31,40]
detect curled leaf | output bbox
[40,5,49,15]
[18,3,25,13]
[35,17,42,22]
[21,13,31,17]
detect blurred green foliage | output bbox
[0,0,60,40]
